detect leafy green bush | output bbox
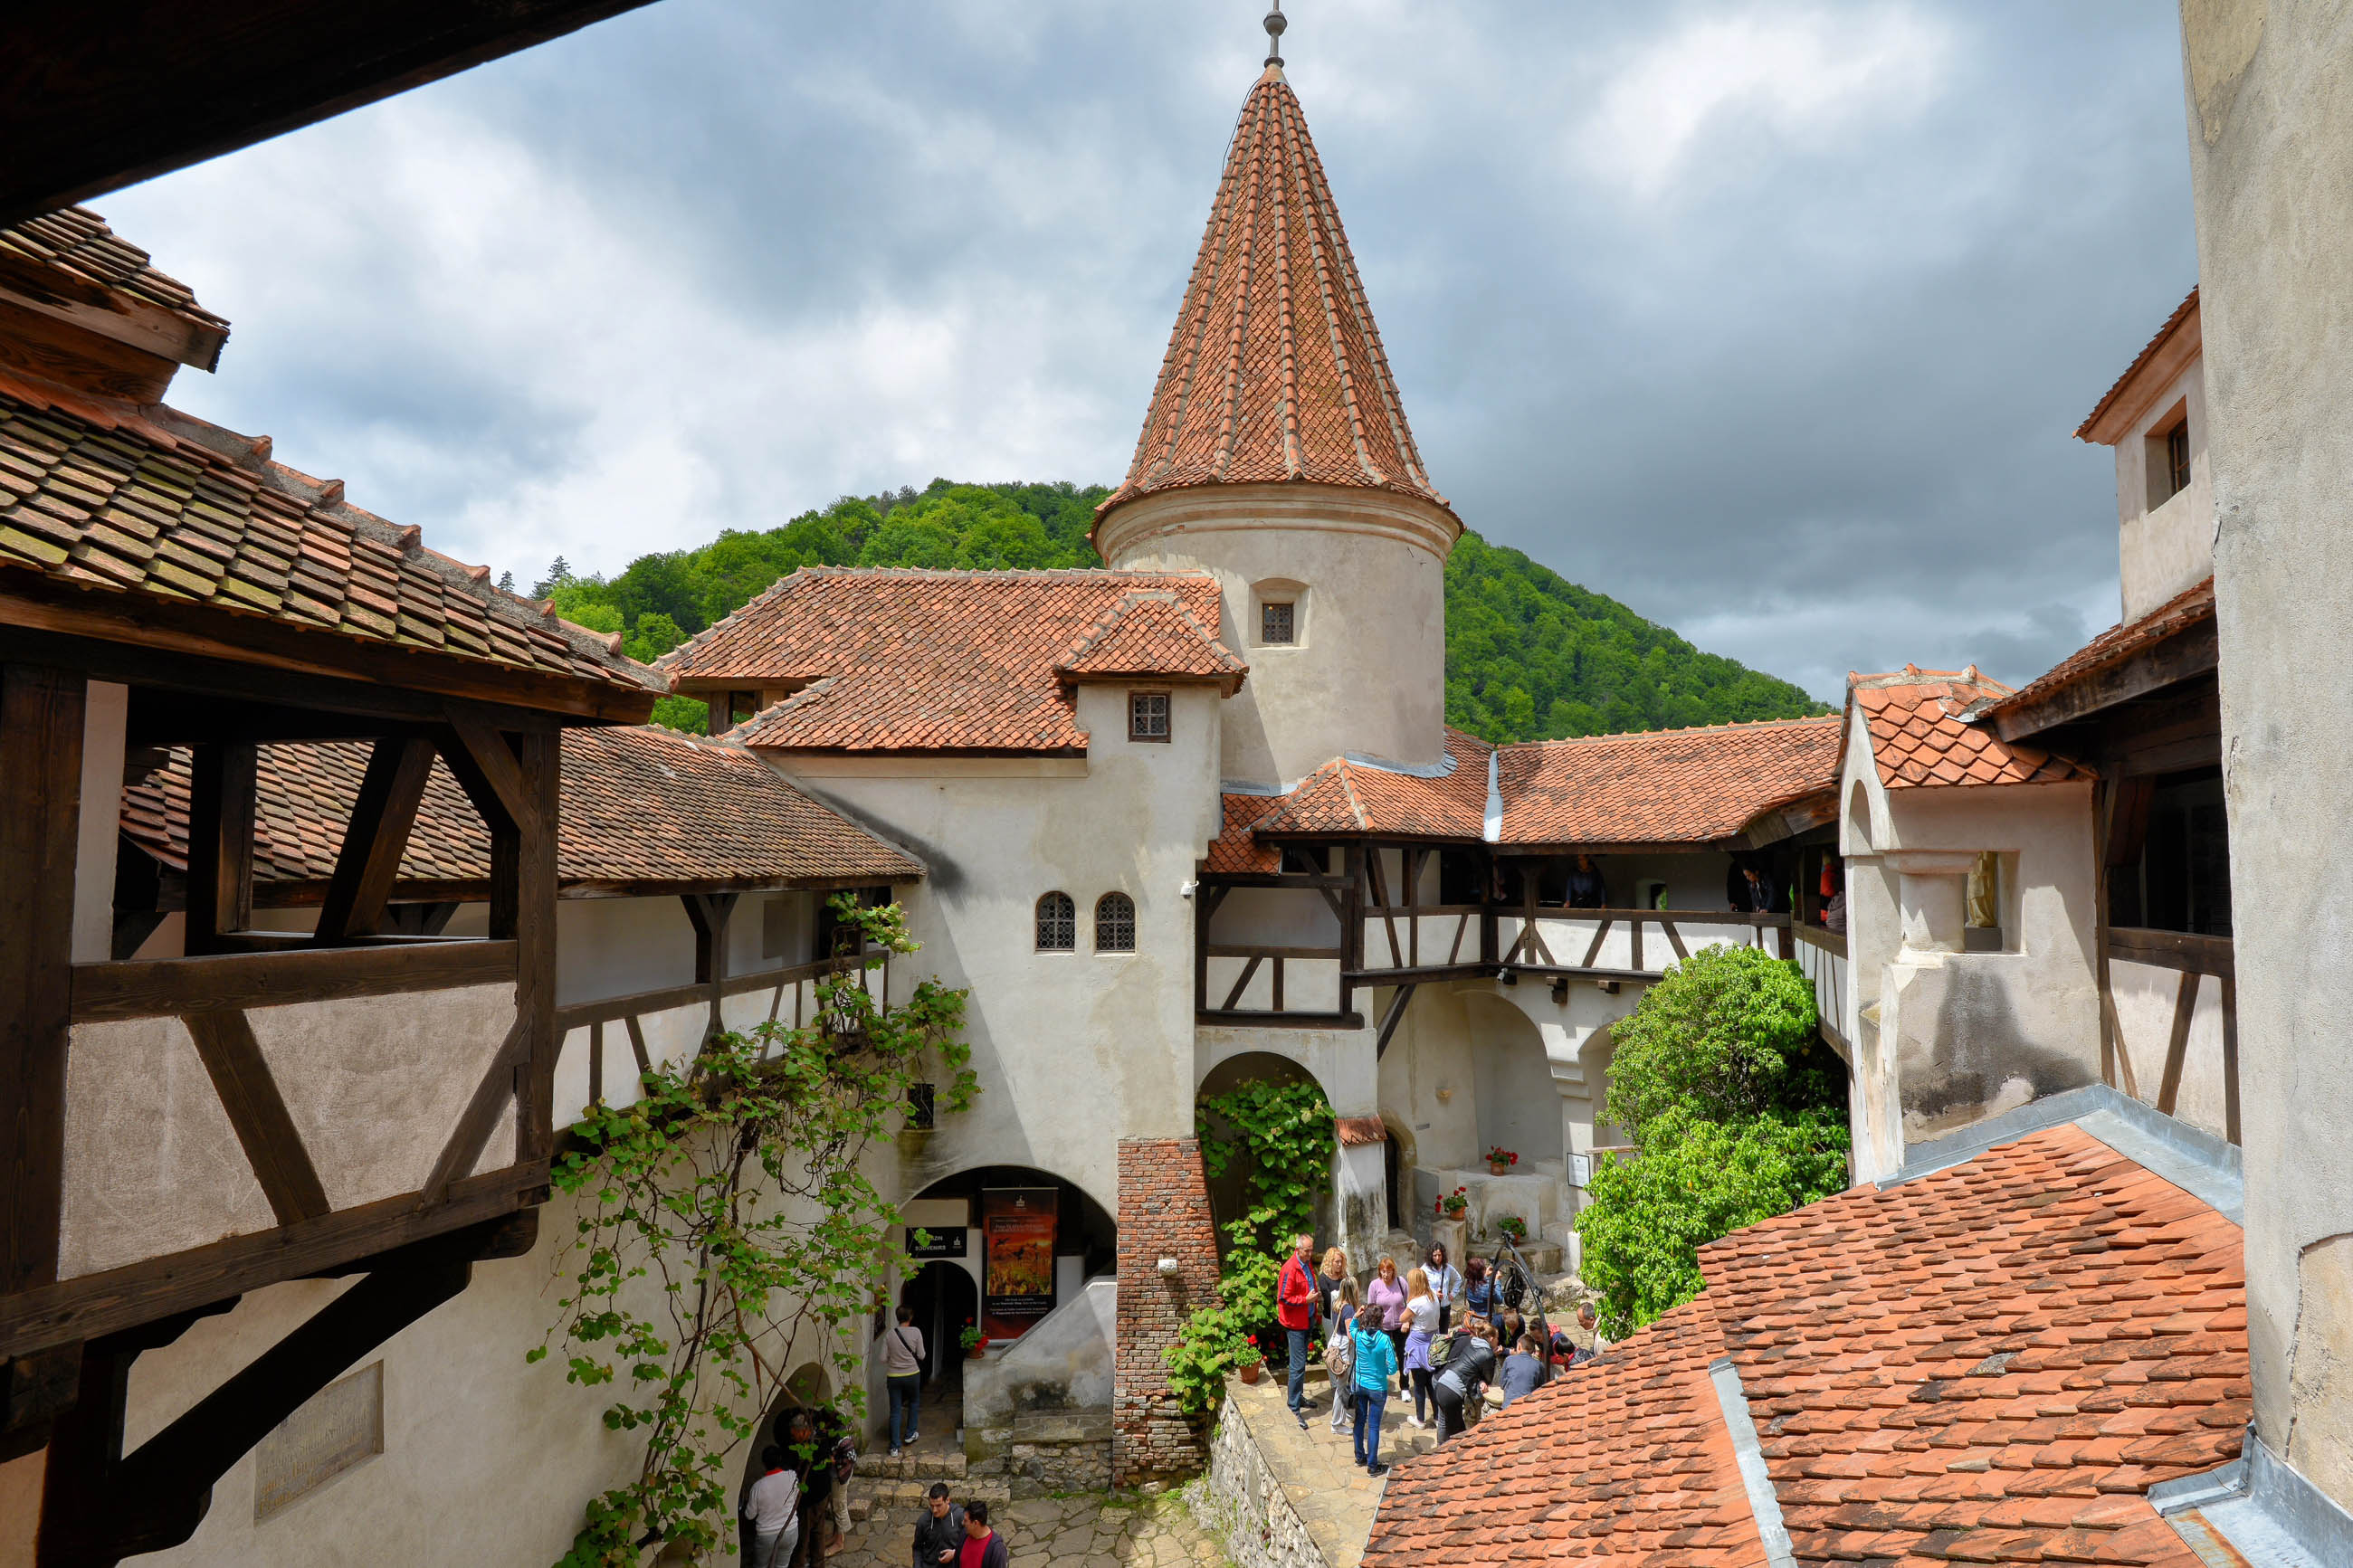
[1576,945,1849,1338]
[1604,944,1832,1136]
[1577,1107,1849,1336]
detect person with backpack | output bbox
[1429,1318,1499,1444]
[742,1445,801,1568]
[1322,1276,1359,1433]
[875,1305,927,1456]
[1349,1310,1398,1477]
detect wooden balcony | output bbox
[2105,927,2238,1144]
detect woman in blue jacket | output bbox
[1350,1313,1398,1476]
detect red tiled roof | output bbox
[1367,1297,1767,1563]
[1852,667,2093,790]
[0,378,657,706]
[1097,68,1454,531]
[662,567,1237,754]
[1978,578,2216,729]
[1367,1122,2249,1568]
[1205,791,1284,874]
[1055,590,1247,687]
[0,207,231,370]
[119,726,920,898]
[1246,729,1493,840]
[1497,717,1842,847]
[2079,289,2198,442]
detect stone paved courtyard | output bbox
[824,1490,1230,1568]
[1217,1368,1440,1568]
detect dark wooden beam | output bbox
[0,1161,543,1362]
[2107,927,2234,979]
[1194,1010,1365,1031]
[71,941,518,1022]
[417,1017,529,1206]
[2156,969,2201,1117]
[0,665,83,1297]
[1,0,666,228]
[181,743,256,955]
[1990,617,2219,743]
[180,1011,329,1227]
[311,736,437,943]
[1374,984,1416,1060]
[514,731,560,1163]
[0,582,654,726]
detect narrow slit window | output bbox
[1036,892,1075,952]
[1095,892,1136,953]
[1261,601,1295,644]
[2167,423,2192,498]
[1129,691,1170,742]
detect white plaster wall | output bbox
[2180,0,2353,1499]
[2110,959,2232,1143]
[555,895,695,1007]
[1376,987,1483,1174]
[1095,483,1455,787]
[1462,993,1565,1166]
[71,680,126,964]
[780,682,1224,1215]
[2114,356,2215,620]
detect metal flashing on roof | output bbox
[1481,749,1502,843]
[1884,1081,2243,1224]
[1339,748,1457,780]
[1707,1358,1799,1568]
[2153,1432,2353,1568]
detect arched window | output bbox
[1035,892,1075,952]
[1095,892,1136,953]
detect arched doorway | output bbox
[736,1363,834,1565]
[899,1258,978,1404]
[1196,1051,1325,1265]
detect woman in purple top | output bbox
[1363,1256,1407,1390]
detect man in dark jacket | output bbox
[912,1483,965,1568]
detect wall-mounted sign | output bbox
[907,1226,967,1259]
[1568,1153,1592,1189]
[981,1187,1058,1340]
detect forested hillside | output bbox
[532,478,1828,738]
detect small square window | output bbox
[1262,602,1295,645]
[2167,423,2191,498]
[1129,691,1171,742]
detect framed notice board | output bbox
[980,1187,1057,1339]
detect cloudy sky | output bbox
[101,0,2196,702]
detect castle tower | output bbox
[1091,43,1461,789]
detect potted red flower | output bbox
[1238,1335,1264,1384]
[1487,1145,1519,1177]
[960,1324,989,1361]
[1437,1186,1469,1220]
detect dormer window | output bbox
[2146,403,2192,508]
[2167,423,2192,499]
[1261,602,1295,644]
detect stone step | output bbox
[857,1449,967,1482]
[848,1477,1011,1524]
[1007,1411,1112,1443]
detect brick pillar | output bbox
[1112,1136,1222,1487]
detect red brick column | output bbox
[1112,1136,1222,1486]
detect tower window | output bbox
[1095,892,1136,953]
[1129,691,1170,742]
[2146,404,2192,508]
[1261,601,1295,644]
[1036,892,1075,952]
[2167,423,2192,499]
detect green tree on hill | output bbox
[525,479,1827,742]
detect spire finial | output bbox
[1263,1,1286,68]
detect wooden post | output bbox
[312,736,436,944]
[513,730,560,1165]
[0,664,83,1295]
[1478,851,1498,965]
[2221,972,2241,1146]
[1340,846,1365,1015]
[182,742,255,955]
[681,892,738,1041]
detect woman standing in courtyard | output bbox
[1323,1276,1359,1433]
[1401,1269,1437,1427]
[1364,1257,1407,1389]
[1424,1242,1462,1333]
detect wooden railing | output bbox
[2105,927,2238,1143]
[1790,922,1848,1054]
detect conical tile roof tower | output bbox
[1099,64,1453,521]
[1096,41,1458,788]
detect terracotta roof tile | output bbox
[0,207,231,369]
[120,727,919,898]
[1245,729,1493,840]
[1497,717,1843,847]
[1205,791,1284,874]
[663,567,1238,754]
[2079,289,2198,442]
[0,380,656,702]
[1367,1124,2243,1567]
[1056,590,1246,686]
[1853,667,2094,790]
[1097,68,1454,531]
[1977,579,2216,730]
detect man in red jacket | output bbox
[1278,1231,1319,1429]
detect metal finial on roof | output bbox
[1263,1,1286,67]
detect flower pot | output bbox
[966,1345,986,1361]
[1489,1162,1511,1177]
[1238,1362,1263,1384]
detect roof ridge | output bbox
[2077,286,2199,442]
[1501,715,1843,753]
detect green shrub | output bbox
[1604,944,1829,1137]
[1576,1106,1849,1337]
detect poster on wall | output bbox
[980,1187,1058,1340]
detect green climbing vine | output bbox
[1164,1078,1336,1415]
[532,898,973,1565]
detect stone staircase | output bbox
[847,1448,1012,1525]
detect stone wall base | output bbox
[1187,1400,1329,1568]
[967,1411,1113,1498]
